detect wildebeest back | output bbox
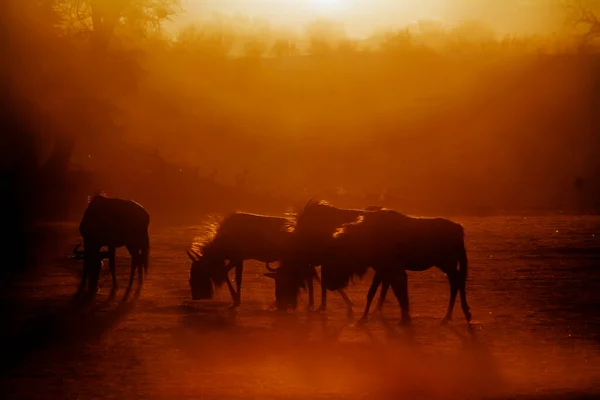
[80,195,150,247]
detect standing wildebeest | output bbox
[263,199,384,314]
[72,194,150,304]
[325,209,472,325]
[187,212,305,307]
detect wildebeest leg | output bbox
[337,289,354,318]
[73,263,88,300]
[357,273,383,324]
[224,261,238,304]
[122,246,137,302]
[459,270,472,322]
[81,243,103,304]
[306,265,319,311]
[87,258,102,305]
[442,267,459,324]
[232,261,243,307]
[376,281,389,313]
[141,230,150,275]
[134,250,144,298]
[107,246,118,302]
[224,277,237,304]
[264,263,278,310]
[390,271,411,326]
[317,266,328,312]
[307,278,315,311]
[314,265,326,310]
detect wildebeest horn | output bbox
[70,242,84,260]
[265,264,277,272]
[186,250,197,261]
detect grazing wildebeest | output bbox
[72,194,150,304]
[328,209,472,325]
[187,212,303,307]
[263,199,385,314]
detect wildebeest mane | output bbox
[86,191,107,205]
[281,198,328,232]
[282,207,299,234]
[280,200,383,289]
[194,211,294,253]
[189,213,231,288]
[333,209,412,239]
[333,210,466,268]
[191,211,294,289]
[320,257,369,292]
[285,198,385,237]
[190,213,223,256]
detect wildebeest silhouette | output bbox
[72,194,150,304]
[327,209,471,325]
[187,212,301,307]
[264,199,384,314]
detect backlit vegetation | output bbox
[2,0,600,224]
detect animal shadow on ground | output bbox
[357,316,418,346]
[436,323,507,398]
[177,306,517,400]
[180,304,240,332]
[178,304,354,351]
[0,296,136,378]
[178,304,427,355]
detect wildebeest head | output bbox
[263,258,313,312]
[187,250,228,300]
[71,243,85,261]
[71,242,109,270]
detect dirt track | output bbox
[2,216,600,400]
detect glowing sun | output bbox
[308,0,346,13]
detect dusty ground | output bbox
[1,216,600,400]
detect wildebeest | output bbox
[264,199,385,314]
[72,194,150,304]
[326,209,472,325]
[187,212,303,307]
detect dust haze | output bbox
[3,0,600,224]
[1,0,600,399]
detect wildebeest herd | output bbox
[71,194,471,326]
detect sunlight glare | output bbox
[308,0,346,13]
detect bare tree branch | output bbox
[563,0,600,48]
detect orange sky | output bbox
[171,0,561,38]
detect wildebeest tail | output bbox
[142,232,150,275]
[322,263,369,292]
[458,237,467,281]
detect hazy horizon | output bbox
[167,0,564,38]
[3,0,600,223]
[2,3,600,399]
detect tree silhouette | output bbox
[305,18,346,56]
[176,24,234,58]
[271,39,298,57]
[59,0,180,51]
[243,38,267,58]
[380,29,412,54]
[564,0,600,49]
[337,38,358,54]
